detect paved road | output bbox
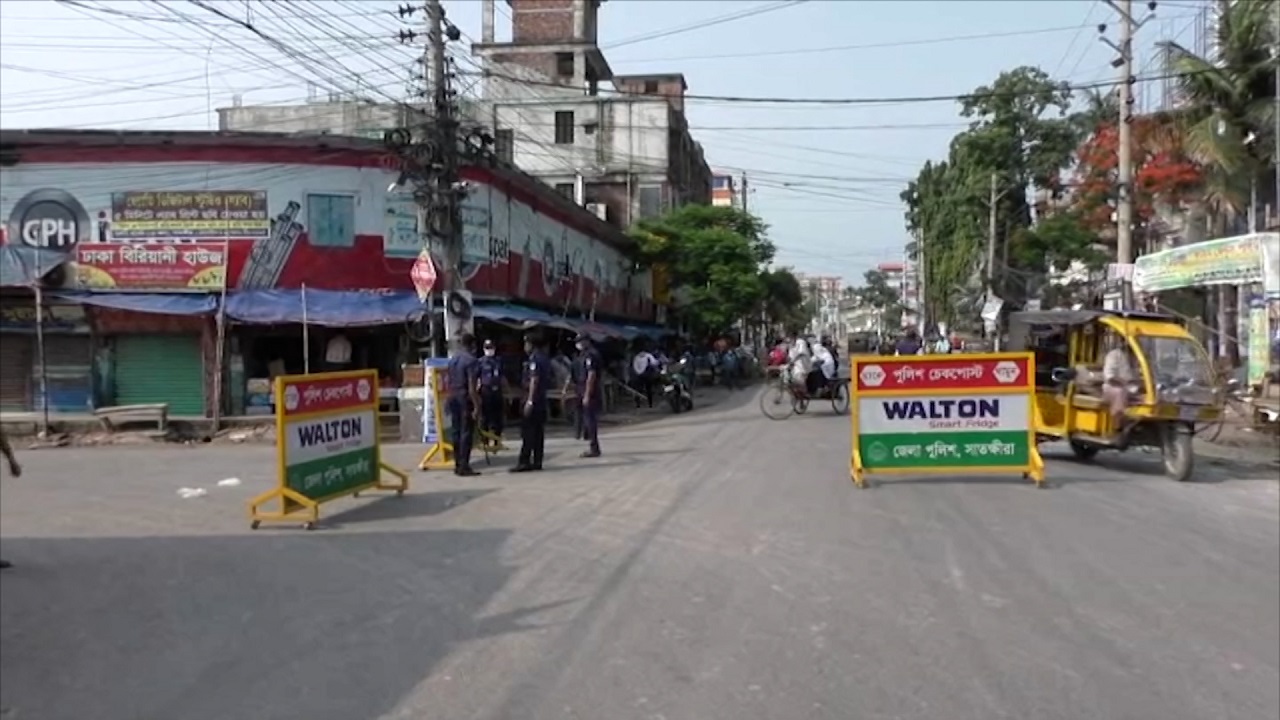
[2,388,1277,720]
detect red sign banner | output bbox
[854,356,1031,392]
[278,373,377,418]
[73,241,228,290]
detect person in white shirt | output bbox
[813,342,836,383]
[630,347,659,408]
[1101,333,1133,426]
[787,335,811,388]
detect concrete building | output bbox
[795,273,842,338]
[471,0,712,228]
[711,174,740,208]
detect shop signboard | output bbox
[110,190,269,240]
[1132,234,1267,294]
[248,370,408,529]
[73,241,227,290]
[419,358,454,470]
[0,300,88,333]
[1247,297,1271,388]
[850,353,1045,488]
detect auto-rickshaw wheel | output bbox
[1161,424,1195,482]
[1069,441,1100,461]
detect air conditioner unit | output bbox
[585,202,607,222]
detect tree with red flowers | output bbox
[1070,113,1202,236]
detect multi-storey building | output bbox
[795,273,842,337]
[711,173,740,208]
[471,0,712,228]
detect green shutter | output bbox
[114,335,205,416]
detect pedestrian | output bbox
[573,333,603,458]
[446,333,482,477]
[630,344,658,408]
[477,338,505,445]
[511,331,551,473]
[0,426,22,570]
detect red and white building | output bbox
[0,130,659,418]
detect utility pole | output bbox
[1100,0,1155,308]
[740,172,749,213]
[982,173,1009,346]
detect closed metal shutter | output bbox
[38,334,93,413]
[114,334,205,416]
[0,334,34,412]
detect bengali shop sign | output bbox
[850,353,1045,487]
[74,241,227,290]
[110,190,269,240]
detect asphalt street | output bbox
[1,387,1277,720]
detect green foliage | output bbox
[851,269,904,330]
[630,204,792,336]
[902,66,1099,327]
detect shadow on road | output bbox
[322,488,500,527]
[0,528,548,720]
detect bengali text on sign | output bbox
[855,356,1030,392]
[278,373,376,418]
[74,241,227,290]
[111,190,269,240]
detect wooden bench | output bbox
[94,403,169,433]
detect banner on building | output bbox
[1132,233,1273,294]
[110,191,269,240]
[74,241,228,290]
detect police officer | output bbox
[511,331,550,473]
[573,333,603,458]
[446,333,482,477]
[477,338,505,443]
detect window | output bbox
[554,111,575,144]
[494,129,514,164]
[712,176,729,190]
[555,52,574,77]
[643,80,659,94]
[306,193,355,248]
[554,183,575,200]
[637,186,662,220]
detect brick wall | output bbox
[511,0,575,43]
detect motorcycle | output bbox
[661,359,694,413]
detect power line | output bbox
[603,0,810,50]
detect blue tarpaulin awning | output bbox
[224,289,424,327]
[54,291,217,315]
[473,303,558,325]
[0,246,70,288]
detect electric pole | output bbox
[740,172,749,213]
[1100,0,1155,308]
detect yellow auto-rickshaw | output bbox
[1006,309,1220,481]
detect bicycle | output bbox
[1201,377,1261,442]
[759,368,850,420]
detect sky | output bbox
[0,0,1213,288]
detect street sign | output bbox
[850,353,1045,488]
[248,370,409,529]
[411,248,437,301]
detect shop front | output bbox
[1133,232,1280,386]
[0,294,93,413]
[80,295,218,417]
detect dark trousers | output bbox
[447,398,475,470]
[518,403,547,468]
[632,373,655,407]
[480,389,504,437]
[582,402,601,454]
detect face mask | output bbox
[484,348,495,357]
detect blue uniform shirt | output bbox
[447,351,479,401]
[523,350,551,406]
[577,349,603,406]
[477,354,503,393]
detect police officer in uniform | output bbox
[511,331,550,472]
[573,333,603,458]
[446,333,482,476]
[477,338,505,444]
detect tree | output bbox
[852,269,903,330]
[1161,0,1276,364]
[761,267,810,335]
[630,205,779,337]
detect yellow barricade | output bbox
[850,352,1046,488]
[248,370,409,529]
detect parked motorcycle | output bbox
[661,359,694,413]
